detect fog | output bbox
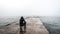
[0,0,60,17]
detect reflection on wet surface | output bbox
[20,26,26,34]
[20,30,26,34]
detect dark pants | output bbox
[20,23,26,31]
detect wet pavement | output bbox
[0,17,49,34]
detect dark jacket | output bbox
[20,17,26,26]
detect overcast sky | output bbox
[0,0,60,17]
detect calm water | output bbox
[0,17,19,26]
[40,16,60,34]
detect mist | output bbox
[0,0,60,17]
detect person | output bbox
[19,16,26,32]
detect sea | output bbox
[40,16,60,34]
[0,16,19,26]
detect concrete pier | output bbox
[0,17,49,34]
